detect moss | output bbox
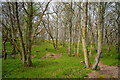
[107,75,113,78]
[99,75,108,78]
[99,75,113,78]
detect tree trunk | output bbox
[11,3,16,55]
[26,2,33,66]
[77,2,81,57]
[63,23,67,47]
[43,19,56,49]
[93,1,102,70]
[68,2,73,56]
[73,24,77,56]
[2,31,7,60]
[105,29,110,53]
[15,2,26,64]
[115,2,120,53]
[101,2,105,45]
[56,12,58,49]
[8,2,16,56]
[77,35,80,56]
[3,41,7,60]
[2,22,8,59]
[82,2,89,68]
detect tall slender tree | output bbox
[15,2,26,64]
[93,1,102,70]
[82,1,89,68]
[68,2,73,56]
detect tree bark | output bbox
[77,35,80,56]
[115,2,120,53]
[8,2,16,56]
[2,29,7,59]
[43,20,56,49]
[77,2,81,57]
[68,2,73,56]
[82,2,89,68]
[93,1,102,70]
[56,13,58,49]
[26,2,33,66]
[74,25,77,56]
[15,2,26,64]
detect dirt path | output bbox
[88,61,118,78]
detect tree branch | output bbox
[31,1,51,41]
[22,2,29,15]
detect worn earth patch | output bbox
[42,53,62,59]
[88,61,118,78]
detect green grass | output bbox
[0,59,2,79]
[0,36,2,79]
[100,46,119,66]
[2,41,90,78]
[2,54,90,78]
[2,56,92,78]
[2,40,119,78]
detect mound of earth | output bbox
[88,61,118,78]
[42,53,62,59]
[32,45,36,47]
[31,55,37,58]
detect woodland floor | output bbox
[88,61,118,78]
[2,40,120,78]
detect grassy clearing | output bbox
[2,54,90,78]
[2,40,119,78]
[100,46,120,66]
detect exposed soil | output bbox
[42,53,62,59]
[31,55,37,58]
[32,45,36,47]
[34,51,40,52]
[88,61,118,78]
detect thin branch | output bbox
[22,2,29,15]
[35,28,43,37]
[31,0,51,41]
